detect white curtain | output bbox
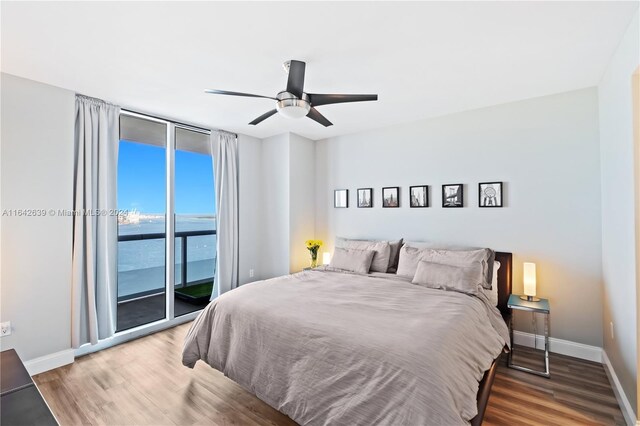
[71,95,120,348]
[211,131,239,299]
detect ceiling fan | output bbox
[204,60,378,127]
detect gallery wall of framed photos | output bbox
[334,182,503,209]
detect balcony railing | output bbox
[118,229,216,301]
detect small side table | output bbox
[507,294,550,378]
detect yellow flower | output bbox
[305,239,323,249]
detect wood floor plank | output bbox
[33,324,625,425]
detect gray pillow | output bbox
[403,242,494,288]
[396,246,427,278]
[397,245,493,287]
[387,239,403,273]
[412,260,483,295]
[329,247,375,274]
[335,238,391,273]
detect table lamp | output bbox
[521,262,540,301]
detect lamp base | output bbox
[520,295,540,302]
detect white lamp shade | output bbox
[278,105,309,119]
[523,262,537,297]
[323,252,331,265]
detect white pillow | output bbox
[329,247,375,274]
[487,261,501,306]
[335,238,391,273]
[411,260,484,295]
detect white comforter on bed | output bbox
[182,269,509,426]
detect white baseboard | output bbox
[512,330,603,362]
[24,349,74,376]
[602,351,638,426]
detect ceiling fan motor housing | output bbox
[276,91,311,119]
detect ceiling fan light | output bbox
[276,91,311,119]
[276,99,311,119]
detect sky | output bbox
[117,140,215,214]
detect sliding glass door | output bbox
[174,127,216,316]
[116,112,214,332]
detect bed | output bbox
[183,251,512,426]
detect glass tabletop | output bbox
[507,294,550,313]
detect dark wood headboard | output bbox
[495,252,512,318]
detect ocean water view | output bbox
[118,215,216,299]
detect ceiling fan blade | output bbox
[249,109,278,125]
[307,93,378,107]
[205,89,277,100]
[286,60,306,99]
[307,107,333,127]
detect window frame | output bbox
[77,109,213,356]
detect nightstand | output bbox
[1,349,57,425]
[507,294,550,378]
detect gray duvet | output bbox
[182,269,509,426]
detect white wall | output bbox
[257,132,316,278]
[315,88,603,347]
[289,133,316,272]
[238,134,264,285]
[598,10,639,418]
[0,73,75,360]
[260,134,290,278]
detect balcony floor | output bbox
[117,293,209,332]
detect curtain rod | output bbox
[77,94,237,137]
[121,108,237,138]
[76,94,119,108]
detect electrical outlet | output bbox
[610,322,614,340]
[249,269,255,278]
[0,322,11,337]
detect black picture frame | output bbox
[479,182,503,208]
[442,184,463,208]
[382,187,400,208]
[357,188,373,208]
[334,189,348,208]
[409,185,429,208]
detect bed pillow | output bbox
[329,247,375,275]
[397,245,493,286]
[335,238,392,273]
[396,246,426,278]
[411,260,484,295]
[487,261,501,306]
[402,242,494,288]
[387,239,404,273]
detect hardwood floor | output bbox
[484,346,625,426]
[34,323,625,426]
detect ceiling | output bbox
[1,1,637,140]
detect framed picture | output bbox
[357,188,373,208]
[334,189,348,208]
[479,182,503,207]
[409,185,429,208]
[382,187,400,208]
[442,184,463,208]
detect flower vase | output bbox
[310,253,318,268]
